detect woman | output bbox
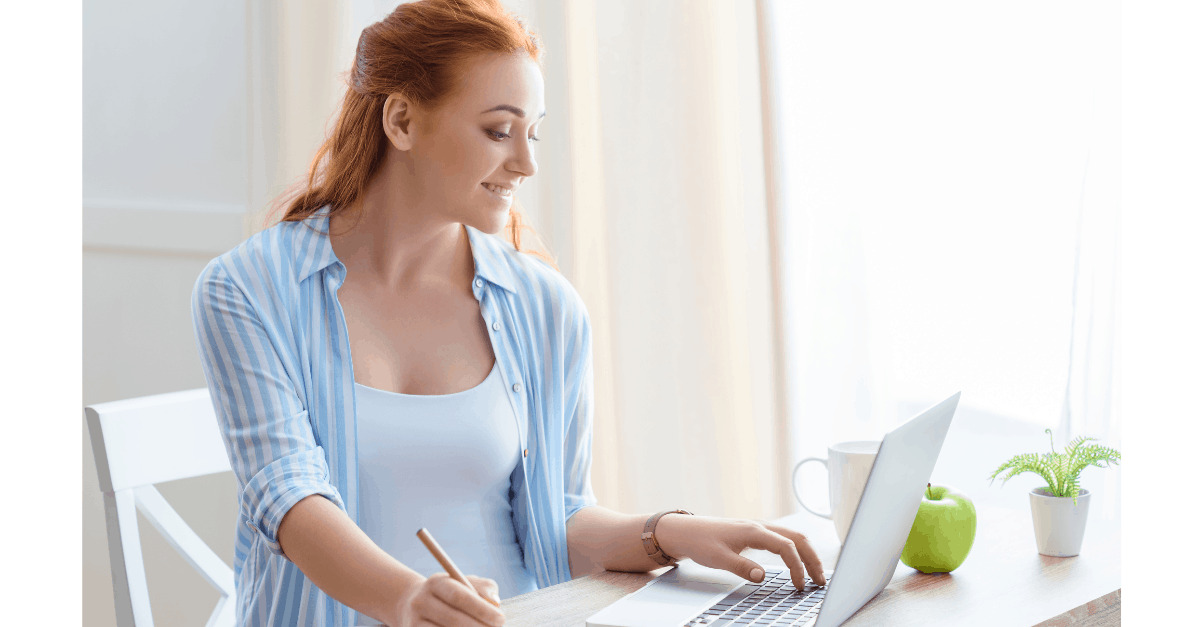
[192,1,824,625]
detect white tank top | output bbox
[353,360,538,612]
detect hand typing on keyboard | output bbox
[686,568,832,627]
[654,514,827,587]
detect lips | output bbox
[482,182,514,198]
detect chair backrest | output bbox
[86,388,235,627]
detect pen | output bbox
[416,527,502,609]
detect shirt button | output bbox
[474,278,483,288]
[523,448,528,458]
[492,321,501,331]
[512,382,522,393]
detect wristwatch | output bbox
[642,509,693,566]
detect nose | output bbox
[509,138,537,179]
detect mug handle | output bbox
[793,458,832,519]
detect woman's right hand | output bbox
[389,573,506,627]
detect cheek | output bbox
[420,129,499,194]
[448,135,496,178]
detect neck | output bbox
[328,196,474,293]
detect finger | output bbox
[419,591,500,627]
[740,523,808,586]
[761,523,826,586]
[426,574,506,627]
[726,551,768,583]
[423,583,504,627]
[467,575,503,606]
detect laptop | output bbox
[585,392,961,627]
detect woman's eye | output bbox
[487,130,541,142]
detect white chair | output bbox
[86,388,236,627]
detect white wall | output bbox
[82,0,253,622]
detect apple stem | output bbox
[926,483,932,499]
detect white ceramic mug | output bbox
[792,441,881,545]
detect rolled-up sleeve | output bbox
[191,259,345,557]
[563,302,599,522]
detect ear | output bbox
[381,93,416,151]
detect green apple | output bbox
[900,483,976,573]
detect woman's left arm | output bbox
[558,293,825,587]
[566,507,827,586]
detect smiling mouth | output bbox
[482,183,513,198]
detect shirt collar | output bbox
[295,205,518,294]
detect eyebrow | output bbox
[481,104,547,120]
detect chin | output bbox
[465,212,511,236]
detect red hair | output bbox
[270,0,557,270]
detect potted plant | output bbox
[987,428,1121,557]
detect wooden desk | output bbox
[500,504,1119,626]
[334,413,1119,626]
[501,410,1121,626]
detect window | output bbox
[765,0,1119,434]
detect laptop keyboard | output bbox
[683,567,830,626]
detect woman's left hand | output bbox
[654,514,827,587]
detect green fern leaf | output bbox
[1065,435,1098,457]
[989,429,1120,507]
[988,452,1057,488]
[1068,444,1121,477]
[1063,474,1080,506]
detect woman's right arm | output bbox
[192,260,504,626]
[278,495,506,626]
[277,494,425,623]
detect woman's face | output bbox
[401,52,545,235]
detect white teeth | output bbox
[484,183,512,197]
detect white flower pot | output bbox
[1029,487,1091,557]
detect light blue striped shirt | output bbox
[190,206,598,626]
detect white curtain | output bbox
[550,0,789,520]
[287,0,793,520]
[258,0,1121,523]
[762,0,1120,517]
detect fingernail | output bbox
[750,567,764,582]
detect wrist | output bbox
[386,570,426,626]
[651,511,691,563]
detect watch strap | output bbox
[642,509,693,566]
